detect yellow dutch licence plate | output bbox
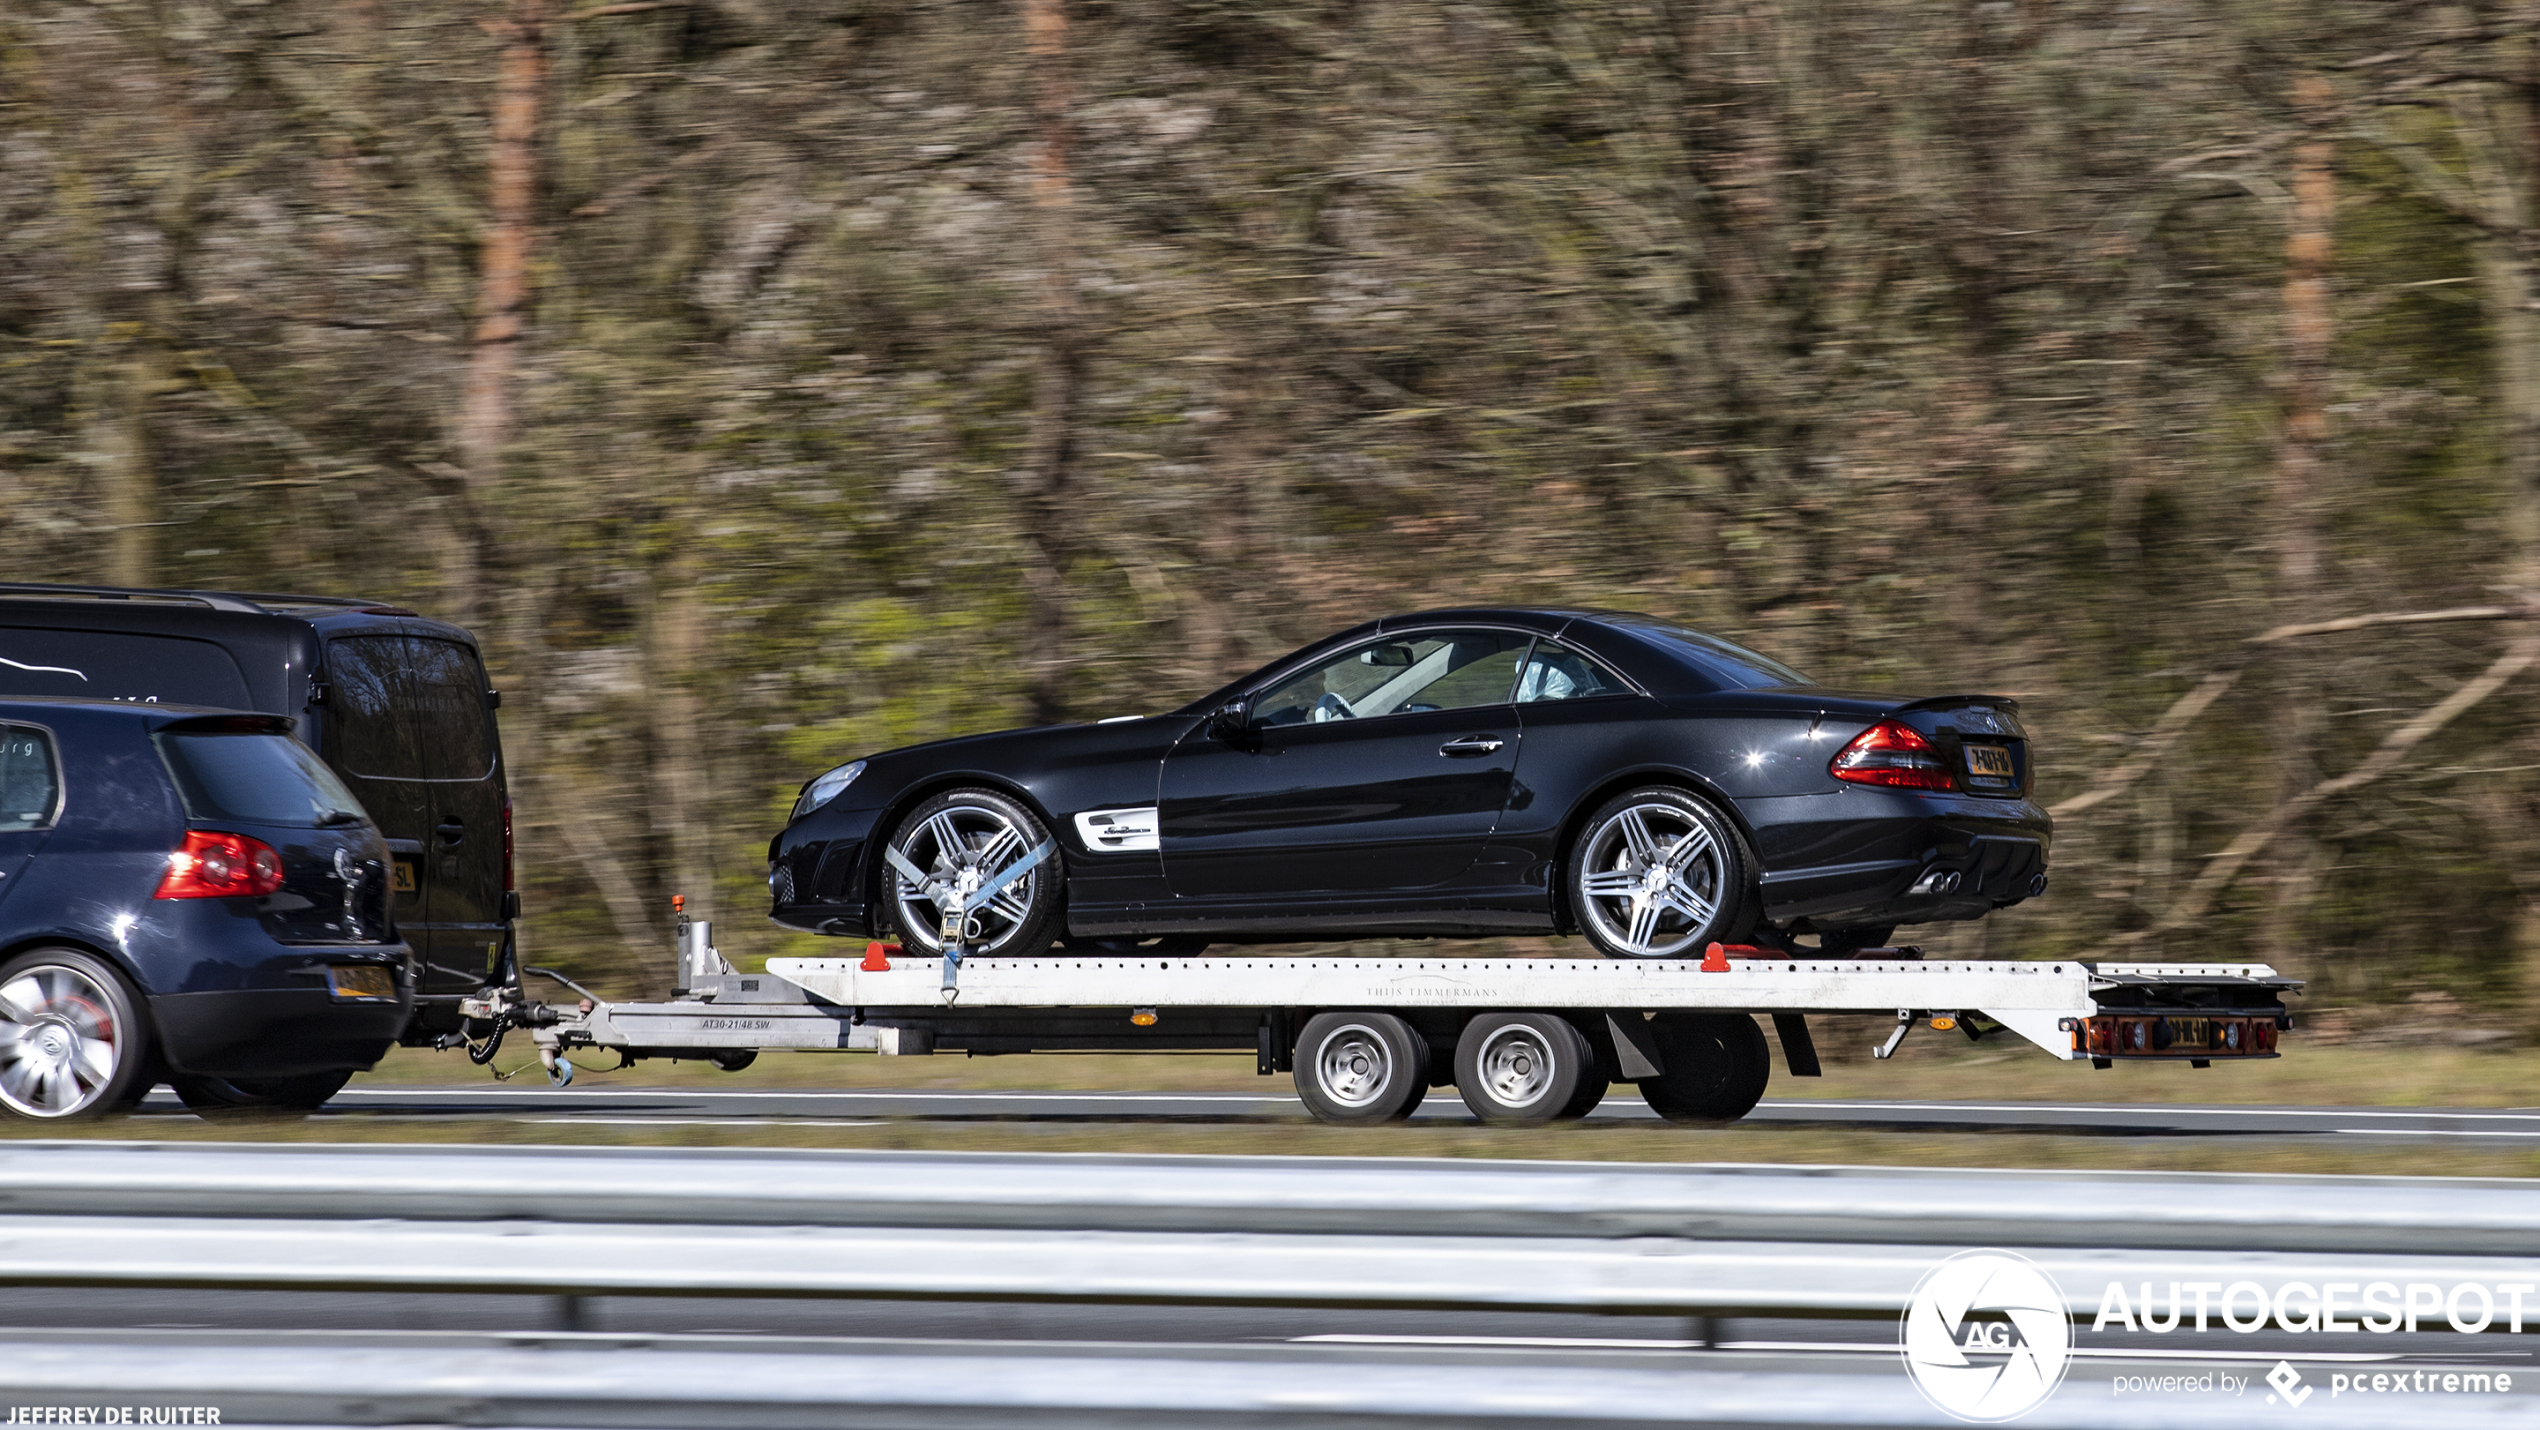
[328,965,395,999]
[1965,744,2015,780]
[391,858,417,894]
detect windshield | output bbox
[157,732,372,829]
[1604,617,1812,689]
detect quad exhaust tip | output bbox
[1908,868,1962,896]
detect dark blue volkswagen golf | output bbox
[0,698,408,1120]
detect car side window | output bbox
[323,636,421,780]
[0,726,59,831]
[1254,632,1530,726]
[1515,640,1627,703]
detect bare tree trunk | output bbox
[2264,72,2336,973]
[647,540,716,929]
[94,340,154,586]
[452,0,546,629]
[1019,0,1080,725]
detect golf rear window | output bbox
[157,732,369,829]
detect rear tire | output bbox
[1636,1013,1771,1124]
[1454,1013,1591,1126]
[1567,787,1758,959]
[170,1068,352,1120]
[1293,1012,1429,1125]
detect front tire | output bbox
[1567,787,1757,959]
[170,1069,351,1120]
[882,787,1065,960]
[0,948,155,1122]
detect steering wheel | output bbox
[1310,691,1357,722]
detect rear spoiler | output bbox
[1893,693,2022,716]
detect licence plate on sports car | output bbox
[391,858,417,894]
[1965,744,2015,780]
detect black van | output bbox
[0,584,513,1041]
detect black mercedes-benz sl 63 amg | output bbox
[768,608,2051,961]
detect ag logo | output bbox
[1900,1249,2073,1422]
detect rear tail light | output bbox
[2065,1014,2280,1059]
[1830,720,1956,791]
[502,798,515,892]
[156,830,285,900]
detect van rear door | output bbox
[318,634,429,948]
[407,636,505,992]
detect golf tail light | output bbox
[1830,720,1956,791]
[157,830,285,900]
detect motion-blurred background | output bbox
[2,2,2533,1024]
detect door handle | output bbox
[1439,735,1505,756]
[436,816,465,846]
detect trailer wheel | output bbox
[1637,1013,1770,1124]
[1294,1012,1429,1125]
[710,1050,757,1073]
[1454,1013,1592,1126]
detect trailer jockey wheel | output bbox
[1293,1012,1429,1125]
[1454,1013,1592,1126]
[1636,1012,1771,1124]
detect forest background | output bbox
[6,0,2540,1028]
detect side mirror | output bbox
[1205,700,1250,739]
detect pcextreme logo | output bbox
[1901,1250,2075,1423]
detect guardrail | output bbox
[10,1140,2539,1252]
[0,1332,2463,1429]
[0,1144,2533,1427]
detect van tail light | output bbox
[502,798,515,892]
[1830,720,1956,791]
[156,830,285,900]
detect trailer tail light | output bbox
[2065,1014,2279,1060]
[156,830,285,900]
[1830,721,1956,792]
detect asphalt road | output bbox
[132,1084,2540,1140]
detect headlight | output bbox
[794,760,867,819]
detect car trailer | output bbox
[457,905,2299,1126]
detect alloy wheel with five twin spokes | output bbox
[1569,789,1751,959]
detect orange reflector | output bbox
[1929,1015,1957,1031]
[1130,1008,1159,1027]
